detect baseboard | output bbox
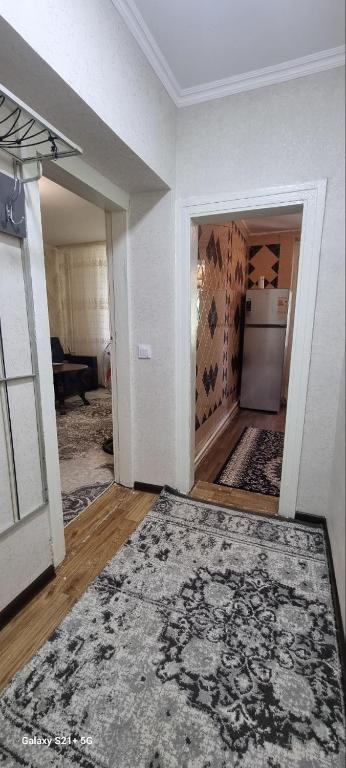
[195,402,239,469]
[0,565,56,629]
[295,511,327,526]
[296,510,346,681]
[133,482,164,494]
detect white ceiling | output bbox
[113,0,345,105]
[241,212,302,235]
[39,177,106,246]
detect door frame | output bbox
[43,158,134,490]
[175,180,327,517]
[23,158,134,567]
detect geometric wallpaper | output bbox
[195,222,248,448]
[247,243,281,288]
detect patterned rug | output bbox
[0,489,345,767]
[217,427,284,496]
[57,390,114,526]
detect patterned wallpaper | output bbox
[195,223,247,453]
[247,232,299,290]
[248,243,280,288]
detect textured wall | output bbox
[327,357,345,632]
[247,232,299,289]
[129,191,176,486]
[195,223,247,454]
[177,68,345,516]
[0,0,176,187]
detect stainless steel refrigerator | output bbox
[240,288,290,412]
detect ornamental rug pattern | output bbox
[195,223,247,433]
[57,390,114,526]
[0,490,345,768]
[217,427,284,497]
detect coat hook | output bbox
[5,165,24,228]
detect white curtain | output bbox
[44,244,73,351]
[44,242,110,384]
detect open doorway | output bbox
[39,177,115,526]
[194,210,302,515]
[176,181,326,517]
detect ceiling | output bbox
[241,212,302,235]
[113,0,345,105]
[39,177,106,246]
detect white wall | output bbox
[128,190,176,485]
[176,68,345,517]
[327,358,345,633]
[0,0,176,189]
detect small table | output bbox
[53,363,90,415]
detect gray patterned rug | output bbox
[0,489,345,767]
[56,390,114,526]
[217,427,284,496]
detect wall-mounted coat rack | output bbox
[0,82,83,239]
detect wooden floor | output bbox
[191,480,278,516]
[194,406,285,515]
[0,484,157,692]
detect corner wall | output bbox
[128,190,176,486]
[0,0,176,188]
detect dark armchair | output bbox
[50,338,98,411]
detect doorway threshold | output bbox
[191,480,278,516]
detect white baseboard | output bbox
[194,401,239,469]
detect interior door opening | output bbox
[38,176,116,528]
[193,208,302,516]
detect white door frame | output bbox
[105,210,133,488]
[175,180,327,518]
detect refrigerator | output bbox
[240,288,290,412]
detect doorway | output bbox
[176,181,327,518]
[39,176,115,526]
[194,213,302,515]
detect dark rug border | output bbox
[162,485,346,700]
[213,427,282,497]
[213,426,247,485]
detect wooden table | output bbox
[53,362,90,415]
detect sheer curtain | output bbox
[44,244,73,351]
[44,242,110,384]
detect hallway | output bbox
[195,407,286,515]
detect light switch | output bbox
[138,344,152,359]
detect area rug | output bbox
[216,427,284,496]
[0,489,345,767]
[56,389,114,526]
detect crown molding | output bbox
[177,46,345,106]
[111,0,180,103]
[111,1,345,108]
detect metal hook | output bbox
[5,164,25,228]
